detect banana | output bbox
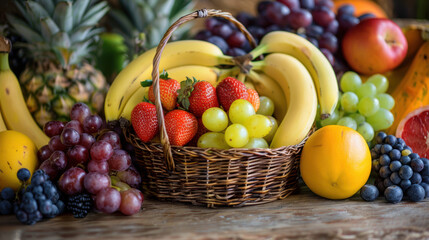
[0,47,49,148]
[104,40,234,121]
[246,70,288,122]
[0,109,6,132]
[253,53,317,148]
[250,31,338,119]
[119,65,233,120]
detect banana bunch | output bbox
[105,31,338,148]
[0,37,49,149]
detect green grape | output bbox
[256,96,275,116]
[228,99,255,124]
[340,71,362,92]
[320,109,340,127]
[340,92,359,113]
[358,96,380,117]
[366,108,394,131]
[337,116,357,130]
[264,116,279,143]
[202,107,229,132]
[197,132,230,149]
[224,124,249,148]
[357,122,375,142]
[244,114,272,138]
[367,74,389,93]
[376,93,395,110]
[347,113,366,125]
[355,82,377,99]
[244,138,269,149]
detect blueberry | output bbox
[375,132,387,144]
[1,187,15,201]
[390,172,401,185]
[379,154,391,166]
[379,166,392,178]
[400,179,412,191]
[17,168,31,182]
[380,144,393,154]
[206,36,228,54]
[22,192,34,202]
[0,200,13,215]
[371,149,379,159]
[39,199,53,216]
[419,158,429,176]
[16,210,28,224]
[360,184,379,201]
[389,160,402,172]
[384,135,397,145]
[393,143,404,151]
[420,183,429,198]
[23,199,38,213]
[383,178,394,188]
[411,172,422,184]
[32,185,43,194]
[389,149,401,161]
[31,174,45,186]
[396,138,406,148]
[372,159,381,172]
[409,153,420,160]
[399,165,413,180]
[56,200,65,214]
[384,185,403,203]
[406,184,425,202]
[411,158,424,172]
[373,144,382,154]
[423,176,429,184]
[400,155,411,165]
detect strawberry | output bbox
[189,118,209,146]
[164,110,198,146]
[177,77,219,117]
[130,102,159,143]
[216,77,248,111]
[144,71,180,111]
[246,88,260,112]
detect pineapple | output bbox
[108,0,195,61]
[6,0,109,127]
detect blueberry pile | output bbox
[0,187,15,215]
[361,132,429,203]
[14,169,65,225]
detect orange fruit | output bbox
[300,125,371,199]
[333,0,388,18]
[396,105,429,158]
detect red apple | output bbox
[342,18,407,75]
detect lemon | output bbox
[0,130,38,191]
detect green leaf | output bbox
[38,0,55,15]
[14,1,33,27]
[40,17,60,42]
[160,70,170,80]
[6,14,44,43]
[108,9,135,37]
[119,0,144,32]
[72,0,90,24]
[52,31,71,49]
[53,1,73,32]
[70,25,91,42]
[81,1,109,27]
[141,79,153,87]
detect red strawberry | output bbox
[216,77,248,111]
[246,88,260,112]
[189,118,209,146]
[164,110,198,146]
[178,78,219,117]
[146,71,180,111]
[130,102,159,142]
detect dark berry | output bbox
[411,158,424,172]
[380,144,393,154]
[410,172,422,184]
[420,183,429,198]
[399,165,413,180]
[406,184,425,202]
[379,166,391,179]
[67,193,93,218]
[360,184,379,201]
[375,177,385,194]
[422,176,429,184]
[379,154,391,166]
[389,149,401,161]
[400,179,412,191]
[372,159,381,172]
[409,153,420,160]
[389,160,402,172]
[400,155,411,165]
[420,158,429,176]
[1,187,15,201]
[17,168,31,182]
[390,172,401,185]
[206,36,228,54]
[383,178,394,188]
[375,132,387,144]
[384,135,397,145]
[384,185,403,203]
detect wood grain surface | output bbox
[1,184,429,240]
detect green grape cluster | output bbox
[320,71,395,143]
[199,97,278,149]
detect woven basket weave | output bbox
[123,9,311,208]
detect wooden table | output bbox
[1,185,429,240]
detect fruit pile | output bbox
[38,103,143,217]
[320,71,395,143]
[361,132,429,203]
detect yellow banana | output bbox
[0,109,6,132]
[0,40,49,148]
[251,31,338,119]
[246,70,288,122]
[253,53,317,148]
[104,40,234,121]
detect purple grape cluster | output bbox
[194,0,376,76]
[361,132,429,203]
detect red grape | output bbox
[70,103,91,124]
[226,31,246,48]
[305,24,324,38]
[263,1,290,26]
[300,0,315,10]
[39,160,58,180]
[48,135,67,152]
[83,115,103,134]
[50,150,68,170]
[64,120,83,134]
[98,131,121,150]
[257,1,272,15]
[277,0,300,10]
[287,9,312,29]
[226,48,247,57]
[43,121,65,137]
[84,172,111,195]
[205,18,220,31]
[79,133,96,150]
[320,48,335,65]
[117,167,142,188]
[58,167,86,195]
[67,145,89,167]
[129,188,144,202]
[95,188,121,214]
[87,160,110,174]
[90,140,114,162]
[108,149,131,171]
[319,32,338,53]
[119,189,142,216]
[315,0,333,9]
[37,145,53,162]
[311,6,335,27]
[211,24,233,39]
[194,30,212,41]
[325,19,339,34]
[61,128,80,146]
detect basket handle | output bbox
[152,9,257,172]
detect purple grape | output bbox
[277,0,300,10]
[67,145,89,167]
[226,31,246,48]
[87,160,109,174]
[70,103,91,124]
[37,145,53,163]
[108,149,132,171]
[311,6,335,27]
[119,189,142,216]
[325,19,339,34]
[83,115,103,134]
[265,24,282,34]
[211,24,233,39]
[287,9,313,29]
[39,160,58,180]
[338,14,360,32]
[226,48,247,57]
[194,30,212,41]
[84,172,111,195]
[97,131,121,150]
[235,12,256,27]
[305,24,324,38]
[337,4,355,17]
[79,133,96,150]
[315,0,334,9]
[90,140,114,162]
[58,167,86,196]
[49,150,67,170]
[205,18,220,31]
[320,48,334,65]
[206,36,228,54]
[95,188,121,214]
[248,26,265,40]
[117,167,142,188]
[43,121,65,138]
[257,1,272,15]
[319,32,338,53]
[61,128,80,146]
[48,135,67,152]
[300,0,315,10]
[263,1,290,26]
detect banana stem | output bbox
[0,53,10,72]
[249,44,268,60]
[251,60,266,71]
[217,55,236,65]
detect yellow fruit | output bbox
[0,130,38,191]
[300,125,371,199]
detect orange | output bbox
[300,125,371,199]
[333,0,388,18]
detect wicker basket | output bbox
[123,9,311,208]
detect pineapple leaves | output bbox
[80,1,109,27]
[40,17,60,42]
[53,1,73,32]
[38,0,55,15]
[119,0,144,32]
[72,0,90,25]
[5,14,44,42]
[25,1,50,31]
[14,1,34,28]
[154,0,175,18]
[109,9,135,38]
